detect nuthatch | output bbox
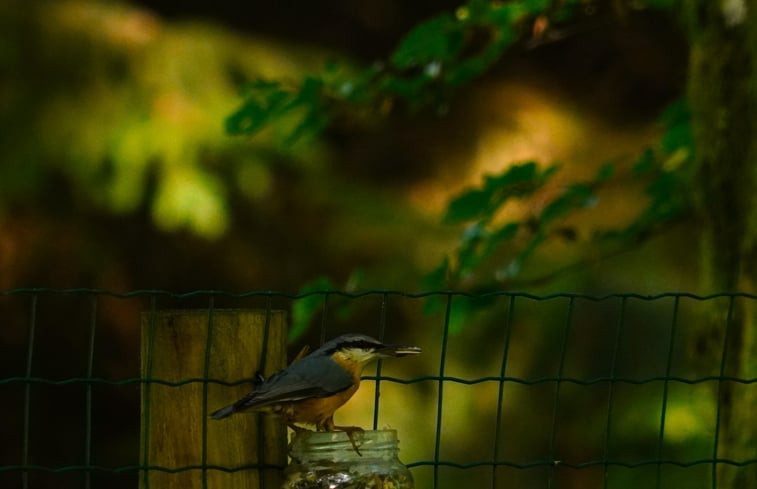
[210,334,421,435]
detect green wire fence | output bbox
[1,289,755,489]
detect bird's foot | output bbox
[332,425,365,456]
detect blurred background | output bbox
[2,1,753,488]
[0,0,691,293]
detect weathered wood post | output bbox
[140,309,287,489]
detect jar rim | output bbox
[288,429,401,458]
[291,429,398,441]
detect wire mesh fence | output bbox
[0,288,755,489]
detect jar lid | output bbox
[289,429,400,459]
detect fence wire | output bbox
[1,288,755,489]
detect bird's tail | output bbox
[209,404,235,419]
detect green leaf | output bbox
[465,0,492,19]
[448,296,472,335]
[488,161,538,185]
[524,0,551,11]
[290,277,334,342]
[482,222,519,255]
[491,221,519,241]
[659,100,691,152]
[226,80,295,136]
[381,75,432,101]
[446,55,491,86]
[422,295,446,316]
[487,2,525,24]
[496,231,545,280]
[594,162,615,182]
[458,237,484,277]
[391,14,462,69]
[283,107,329,146]
[485,161,556,198]
[444,189,490,223]
[632,148,656,176]
[225,98,269,135]
[444,161,554,224]
[455,221,520,280]
[540,184,596,224]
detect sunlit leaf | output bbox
[444,162,556,224]
[152,167,228,238]
[225,98,269,135]
[444,189,490,223]
[485,161,556,197]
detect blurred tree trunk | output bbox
[685,1,757,487]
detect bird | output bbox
[210,333,421,436]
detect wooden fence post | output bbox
[140,309,287,489]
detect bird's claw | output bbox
[333,425,364,456]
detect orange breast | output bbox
[287,383,359,426]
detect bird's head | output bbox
[317,333,422,365]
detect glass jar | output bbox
[282,429,414,489]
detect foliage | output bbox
[0,1,320,239]
[228,0,690,288]
[429,99,694,293]
[227,0,674,143]
[269,0,692,331]
[226,77,330,146]
[430,161,609,287]
[227,0,577,142]
[612,100,694,241]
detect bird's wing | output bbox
[232,356,353,411]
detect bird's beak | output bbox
[378,344,422,357]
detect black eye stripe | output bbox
[322,340,383,356]
[344,340,382,350]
